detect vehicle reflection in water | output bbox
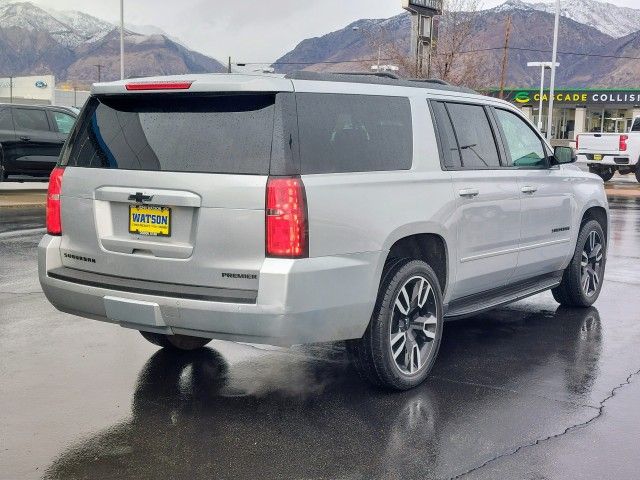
[44,306,602,480]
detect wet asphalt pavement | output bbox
[1,198,639,480]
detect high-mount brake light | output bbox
[266,177,308,258]
[620,134,628,152]
[125,81,193,91]
[46,167,65,235]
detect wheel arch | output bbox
[581,205,608,242]
[379,227,451,298]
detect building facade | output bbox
[488,89,640,145]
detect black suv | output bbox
[0,104,77,181]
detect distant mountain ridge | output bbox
[273,0,640,88]
[0,1,225,85]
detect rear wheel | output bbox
[552,220,606,307]
[589,166,614,182]
[635,165,640,183]
[348,259,444,390]
[139,331,211,351]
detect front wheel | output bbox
[552,220,606,307]
[139,331,211,351]
[348,259,444,390]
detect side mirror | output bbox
[554,146,576,165]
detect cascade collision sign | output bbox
[493,89,640,105]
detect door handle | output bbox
[19,136,31,142]
[521,185,538,194]
[458,188,479,198]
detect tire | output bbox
[552,220,606,307]
[635,165,640,183]
[593,168,614,182]
[347,259,444,390]
[139,331,211,351]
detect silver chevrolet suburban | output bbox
[38,72,609,390]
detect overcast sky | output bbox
[29,0,640,63]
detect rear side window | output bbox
[296,93,412,174]
[61,94,275,174]
[13,108,50,132]
[0,108,12,130]
[445,103,501,169]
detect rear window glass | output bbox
[60,94,275,174]
[13,108,50,132]
[632,117,640,132]
[296,93,412,174]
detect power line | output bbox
[237,46,640,66]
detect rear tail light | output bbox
[575,135,579,150]
[620,134,628,152]
[125,81,193,91]
[46,167,64,235]
[266,177,308,258]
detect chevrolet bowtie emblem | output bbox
[128,192,154,203]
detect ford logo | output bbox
[35,80,48,88]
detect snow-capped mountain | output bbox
[0,1,88,47]
[0,1,225,84]
[496,0,640,38]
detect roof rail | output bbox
[332,71,402,80]
[284,71,477,94]
[409,78,450,85]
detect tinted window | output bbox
[495,109,547,168]
[61,94,275,174]
[431,101,461,169]
[0,108,12,130]
[297,93,412,174]
[13,108,50,132]
[53,111,76,135]
[446,103,500,168]
[632,117,640,132]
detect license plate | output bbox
[593,154,603,161]
[129,205,171,237]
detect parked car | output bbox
[38,73,609,390]
[0,103,77,181]
[576,117,640,182]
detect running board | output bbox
[444,271,563,320]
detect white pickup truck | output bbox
[576,116,640,182]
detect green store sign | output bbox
[490,89,640,106]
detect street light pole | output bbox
[546,0,561,140]
[527,61,559,133]
[120,0,124,80]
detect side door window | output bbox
[13,108,51,133]
[51,111,76,135]
[494,108,547,169]
[445,103,501,169]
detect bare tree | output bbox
[360,0,492,88]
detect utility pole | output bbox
[120,0,125,80]
[499,15,512,99]
[94,64,103,82]
[546,0,561,140]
